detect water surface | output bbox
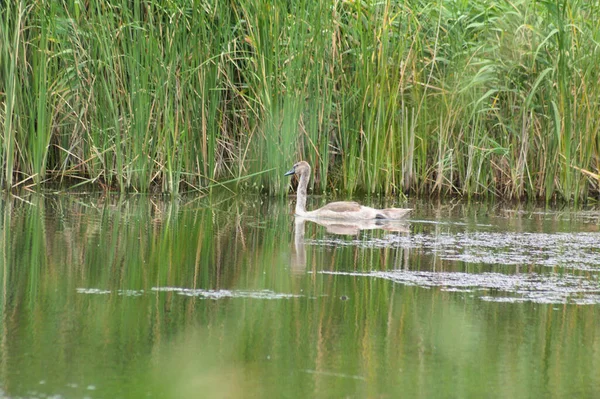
[1,194,600,398]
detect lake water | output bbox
[1,194,600,398]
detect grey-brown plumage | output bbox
[285,161,412,220]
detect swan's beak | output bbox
[284,167,295,176]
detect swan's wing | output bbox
[319,201,362,213]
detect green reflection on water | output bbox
[1,195,599,398]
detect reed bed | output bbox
[1,0,599,200]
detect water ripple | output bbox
[320,270,600,304]
[309,231,600,270]
[76,287,301,300]
[151,287,302,299]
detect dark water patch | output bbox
[511,209,600,224]
[408,219,494,227]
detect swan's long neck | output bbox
[295,167,310,215]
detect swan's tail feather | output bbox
[380,208,412,220]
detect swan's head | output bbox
[285,161,311,177]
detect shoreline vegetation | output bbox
[1,0,599,201]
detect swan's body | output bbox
[296,216,410,235]
[285,161,411,220]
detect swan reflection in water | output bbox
[291,216,410,273]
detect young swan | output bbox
[285,161,411,220]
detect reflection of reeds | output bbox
[0,195,599,396]
[1,1,600,200]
